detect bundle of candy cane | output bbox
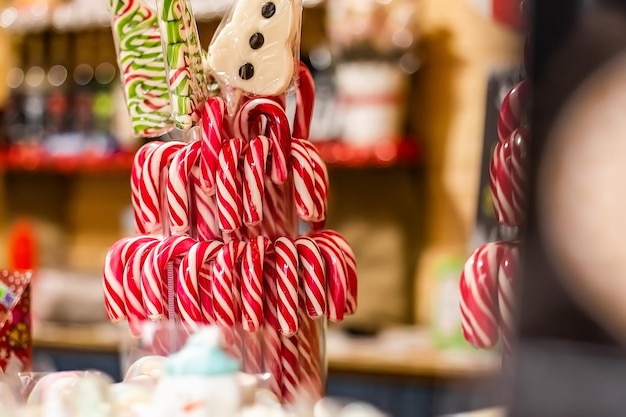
[103,0,357,403]
[460,35,530,354]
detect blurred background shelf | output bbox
[0,139,421,173]
[0,0,323,34]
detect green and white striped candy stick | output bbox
[111,0,173,137]
[157,0,208,130]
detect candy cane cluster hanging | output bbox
[103,0,358,402]
[460,41,530,353]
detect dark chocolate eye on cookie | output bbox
[239,63,255,80]
[249,33,265,50]
[261,2,276,18]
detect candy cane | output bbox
[275,237,300,336]
[236,98,291,184]
[167,140,201,235]
[124,240,160,335]
[317,230,357,315]
[199,97,225,194]
[212,240,245,327]
[490,137,516,227]
[217,138,245,233]
[499,244,519,353]
[281,335,300,402]
[191,165,220,241]
[263,256,283,401]
[291,139,316,222]
[498,80,528,143]
[300,140,329,225]
[294,237,326,319]
[241,236,270,332]
[142,235,196,320]
[459,242,506,349]
[297,298,323,398]
[509,128,528,227]
[314,235,348,322]
[242,331,263,375]
[132,142,162,234]
[243,136,270,227]
[103,236,157,322]
[139,141,184,234]
[177,240,223,326]
[294,62,315,140]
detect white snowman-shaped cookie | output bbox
[208,0,302,96]
[151,327,243,417]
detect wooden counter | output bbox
[33,323,499,380]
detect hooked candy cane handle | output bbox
[295,236,326,319]
[103,236,157,322]
[294,61,315,140]
[177,240,223,326]
[167,140,202,235]
[498,80,529,143]
[460,242,506,349]
[131,142,161,234]
[142,235,195,320]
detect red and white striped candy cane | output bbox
[141,235,196,320]
[459,242,506,349]
[103,236,157,322]
[199,97,226,194]
[235,98,291,184]
[243,136,271,227]
[301,140,329,226]
[490,136,517,227]
[294,62,315,140]
[177,240,223,326]
[499,243,519,354]
[217,138,245,234]
[281,335,300,402]
[167,140,202,235]
[275,237,300,336]
[297,295,323,398]
[123,239,159,335]
[317,230,357,315]
[262,256,283,401]
[498,80,528,143]
[291,139,316,222]
[509,128,528,227]
[242,331,263,375]
[241,236,270,332]
[314,235,348,322]
[191,165,220,242]
[132,141,161,234]
[294,237,326,319]
[212,240,245,327]
[139,141,184,234]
